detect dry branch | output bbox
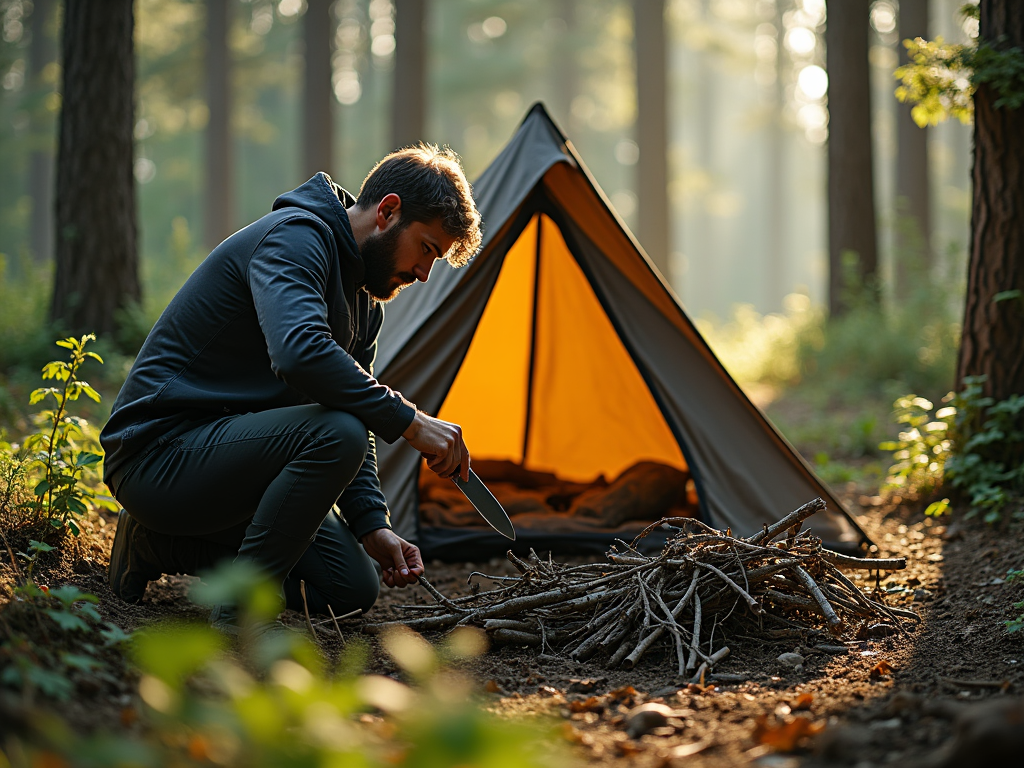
[365,499,918,674]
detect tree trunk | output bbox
[392,0,427,150]
[51,0,140,336]
[633,0,671,279]
[204,0,234,250]
[895,0,931,293]
[956,1,1024,399]
[29,0,56,264]
[303,0,334,180]
[825,0,878,316]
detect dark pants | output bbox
[112,404,380,615]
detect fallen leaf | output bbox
[670,738,712,758]
[617,740,645,756]
[752,714,826,752]
[791,693,814,711]
[561,722,585,743]
[608,685,639,704]
[484,679,502,694]
[870,660,895,679]
[568,696,604,713]
[119,706,138,727]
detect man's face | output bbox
[361,216,455,303]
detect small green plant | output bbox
[5,562,567,767]
[879,395,955,501]
[944,376,1024,524]
[22,334,107,536]
[1006,569,1024,634]
[0,580,132,704]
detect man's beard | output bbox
[361,224,414,303]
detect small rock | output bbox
[777,652,805,669]
[625,702,675,738]
[567,678,603,694]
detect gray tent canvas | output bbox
[374,104,867,559]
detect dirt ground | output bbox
[5,486,1024,767]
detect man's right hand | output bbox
[402,411,470,481]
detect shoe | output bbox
[108,509,164,603]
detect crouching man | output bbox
[101,145,482,631]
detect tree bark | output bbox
[204,0,234,250]
[303,0,334,180]
[895,0,931,293]
[633,0,671,279]
[392,0,427,150]
[51,0,140,336]
[29,0,56,264]
[956,1,1024,399]
[825,0,878,316]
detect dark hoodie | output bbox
[100,173,416,539]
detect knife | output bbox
[451,469,516,540]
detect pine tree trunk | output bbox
[825,0,878,316]
[302,0,334,179]
[895,0,931,292]
[29,0,56,264]
[392,0,426,151]
[765,0,788,312]
[633,0,671,279]
[51,0,140,336]
[204,0,234,250]
[956,1,1024,400]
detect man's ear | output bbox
[375,193,402,232]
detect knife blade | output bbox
[451,469,516,540]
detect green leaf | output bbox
[79,383,102,403]
[77,603,102,623]
[48,585,97,607]
[45,610,89,632]
[924,498,951,517]
[75,452,103,467]
[61,653,102,672]
[133,624,227,685]
[993,289,1022,303]
[29,540,55,553]
[101,623,133,646]
[68,519,81,536]
[27,666,74,700]
[84,351,104,364]
[66,497,88,516]
[34,480,50,496]
[55,339,76,349]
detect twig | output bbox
[327,604,343,643]
[299,580,317,639]
[791,565,842,634]
[689,646,730,684]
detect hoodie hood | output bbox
[272,173,364,284]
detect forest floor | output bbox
[4,481,1023,767]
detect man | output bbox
[101,144,482,629]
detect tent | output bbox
[373,104,867,560]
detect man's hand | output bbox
[402,410,470,482]
[361,528,425,588]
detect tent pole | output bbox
[521,214,543,464]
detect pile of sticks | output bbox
[366,499,919,676]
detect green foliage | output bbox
[943,377,1024,524]
[894,25,1024,126]
[880,377,1024,524]
[879,395,955,500]
[894,37,974,127]
[7,562,566,767]
[0,580,133,704]
[20,334,113,537]
[1006,569,1024,634]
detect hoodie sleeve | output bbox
[246,215,416,443]
[337,308,394,539]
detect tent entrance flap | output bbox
[424,212,698,545]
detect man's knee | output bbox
[286,555,379,616]
[311,410,370,470]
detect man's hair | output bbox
[357,143,482,268]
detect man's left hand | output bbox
[360,528,425,588]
